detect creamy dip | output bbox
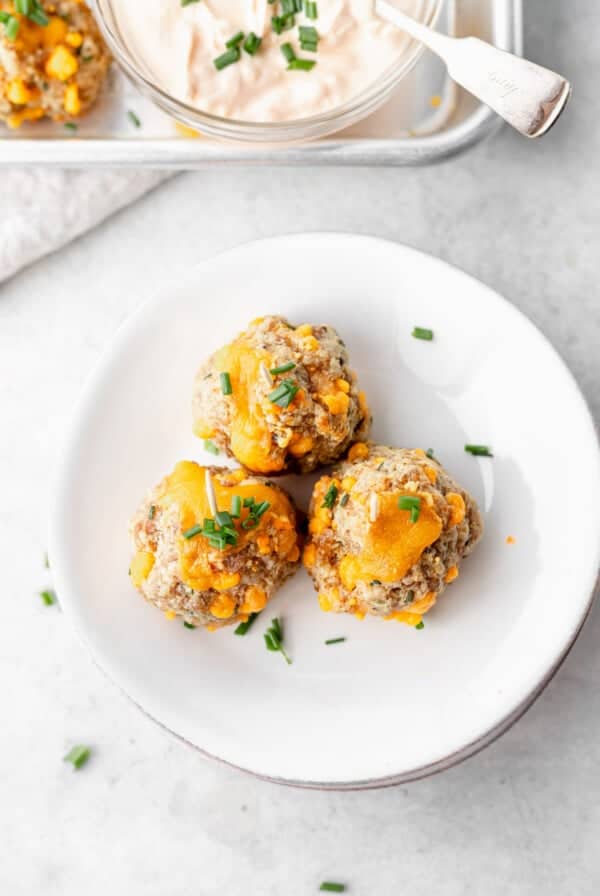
[114,0,427,122]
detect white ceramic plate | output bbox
[50,234,600,788]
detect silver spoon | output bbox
[375,1,571,138]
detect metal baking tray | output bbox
[0,0,521,167]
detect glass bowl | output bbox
[92,0,444,146]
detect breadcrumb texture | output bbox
[0,0,110,128]
[304,445,483,625]
[129,463,301,630]
[192,315,371,474]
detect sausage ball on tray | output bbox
[0,0,110,129]
[129,461,301,630]
[303,445,483,627]
[192,315,371,474]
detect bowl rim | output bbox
[91,0,445,143]
[48,232,600,789]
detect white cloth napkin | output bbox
[0,169,169,283]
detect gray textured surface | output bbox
[1,1,599,893]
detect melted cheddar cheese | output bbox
[156,461,296,591]
[338,492,442,589]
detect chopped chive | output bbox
[299,25,318,41]
[64,122,78,133]
[370,579,382,586]
[183,524,203,539]
[241,516,259,530]
[272,13,295,33]
[127,109,141,128]
[325,637,346,645]
[213,47,241,70]
[280,0,295,13]
[253,500,271,518]
[148,504,156,520]
[181,0,202,5]
[39,589,56,606]
[425,448,435,459]
[268,378,299,408]
[405,590,415,603]
[300,41,318,52]
[226,30,244,48]
[243,497,255,507]
[264,617,292,664]
[0,12,19,39]
[305,0,318,16]
[63,745,91,770]
[204,439,219,455]
[412,326,434,341]
[183,621,196,629]
[415,621,425,630]
[231,495,242,518]
[243,31,262,54]
[270,361,297,375]
[398,495,421,522]
[287,58,316,70]
[203,518,216,532]
[340,493,349,507]
[215,510,233,528]
[320,884,346,893]
[465,444,493,457]
[234,612,259,635]
[220,371,233,394]
[16,0,48,26]
[280,42,295,62]
[321,483,338,510]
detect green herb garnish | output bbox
[325,637,346,645]
[398,495,421,523]
[63,745,91,770]
[320,884,346,893]
[15,0,48,26]
[64,122,78,133]
[287,58,316,71]
[128,109,141,128]
[214,47,241,71]
[183,524,203,540]
[268,378,298,408]
[40,589,56,606]
[231,495,242,518]
[370,579,382,586]
[181,0,202,5]
[340,493,349,507]
[226,30,244,48]
[305,0,318,18]
[204,439,220,455]
[321,483,338,510]
[220,371,233,394]
[412,326,433,341]
[234,612,259,636]
[425,448,435,459]
[148,504,156,520]
[264,617,292,664]
[241,497,271,529]
[271,14,295,33]
[183,621,196,629]
[415,621,425,630]
[270,361,296,375]
[280,42,295,62]
[0,11,19,39]
[299,24,318,51]
[465,444,493,457]
[243,31,262,54]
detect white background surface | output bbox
[1,0,599,892]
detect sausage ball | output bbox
[192,315,371,475]
[129,461,301,630]
[0,0,110,129]
[303,444,483,627]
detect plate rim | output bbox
[48,231,600,789]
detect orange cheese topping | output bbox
[214,341,281,472]
[338,492,442,589]
[130,550,155,587]
[156,461,297,591]
[446,492,466,527]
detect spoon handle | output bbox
[375,0,571,138]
